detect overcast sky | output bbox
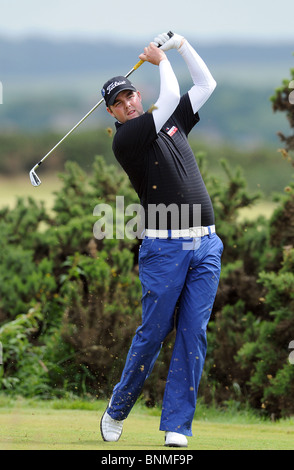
[1,0,293,43]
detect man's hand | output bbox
[139,42,167,66]
[154,32,185,51]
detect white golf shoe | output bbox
[100,410,124,442]
[165,431,188,447]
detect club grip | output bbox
[133,31,174,70]
[133,59,144,70]
[156,31,174,48]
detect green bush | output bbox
[0,150,293,416]
[199,64,294,418]
[0,64,293,415]
[0,156,142,399]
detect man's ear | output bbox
[106,106,115,118]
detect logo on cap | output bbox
[101,76,136,106]
[107,80,127,95]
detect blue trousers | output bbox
[107,232,223,436]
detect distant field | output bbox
[0,173,277,221]
[0,174,62,210]
[238,201,278,220]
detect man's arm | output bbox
[154,33,216,114]
[139,43,180,133]
[179,40,216,114]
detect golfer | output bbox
[100,32,223,447]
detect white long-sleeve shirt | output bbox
[152,40,216,133]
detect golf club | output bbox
[29,31,174,187]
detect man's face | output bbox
[107,90,144,123]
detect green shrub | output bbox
[0,152,293,417]
[1,65,294,418]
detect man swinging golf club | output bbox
[100,32,223,447]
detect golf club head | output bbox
[30,169,41,187]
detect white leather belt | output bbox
[144,225,216,239]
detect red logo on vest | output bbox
[166,126,178,137]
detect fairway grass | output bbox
[0,400,293,450]
[0,174,62,210]
[0,173,277,221]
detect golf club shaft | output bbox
[32,63,142,172]
[32,98,104,171]
[31,31,174,175]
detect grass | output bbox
[0,174,62,210]
[237,200,279,221]
[0,396,293,450]
[0,173,278,222]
